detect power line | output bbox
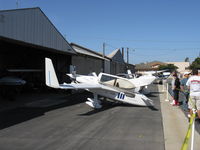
[16,0,19,8]
[133,47,200,51]
[69,35,200,43]
[104,43,118,49]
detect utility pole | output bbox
[103,42,105,58]
[122,47,124,60]
[127,47,129,64]
[102,42,106,72]
[16,0,19,8]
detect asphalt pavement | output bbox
[0,85,165,150]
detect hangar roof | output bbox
[107,49,124,63]
[0,7,76,55]
[71,43,110,61]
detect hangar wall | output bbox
[104,60,110,74]
[72,55,103,75]
[71,43,111,75]
[110,61,126,75]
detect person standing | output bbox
[180,72,190,111]
[186,69,200,121]
[171,73,181,106]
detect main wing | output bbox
[60,83,101,89]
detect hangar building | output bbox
[71,43,110,75]
[71,43,135,75]
[108,49,126,74]
[0,7,76,89]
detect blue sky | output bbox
[1,0,200,64]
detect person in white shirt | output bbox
[186,69,200,121]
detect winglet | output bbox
[45,58,59,88]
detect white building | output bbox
[165,62,190,73]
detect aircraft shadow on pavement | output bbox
[145,93,157,98]
[121,103,159,111]
[0,107,44,130]
[148,91,163,95]
[147,106,159,111]
[0,101,85,130]
[0,91,159,129]
[78,103,118,116]
[0,92,91,130]
[79,101,159,116]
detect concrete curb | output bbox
[158,84,200,150]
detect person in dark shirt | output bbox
[172,73,181,106]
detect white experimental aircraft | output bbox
[45,58,154,109]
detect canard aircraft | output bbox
[45,58,154,109]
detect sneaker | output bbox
[170,100,175,105]
[172,103,178,106]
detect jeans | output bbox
[182,92,189,111]
[173,90,179,101]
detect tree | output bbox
[189,57,200,70]
[184,57,189,62]
[158,64,178,72]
